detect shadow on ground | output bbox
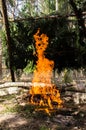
[0,93,86,130]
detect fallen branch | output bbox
[65,88,86,93]
[0,82,85,93]
[0,82,55,89]
[0,82,32,89]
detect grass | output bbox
[0,104,20,114]
[0,94,16,101]
[39,126,50,130]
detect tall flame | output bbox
[28,29,62,114]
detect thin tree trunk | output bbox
[56,0,59,11]
[69,0,86,45]
[0,45,2,78]
[1,0,15,82]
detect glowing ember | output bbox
[28,29,63,114]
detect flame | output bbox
[28,29,63,114]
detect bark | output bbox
[1,0,15,81]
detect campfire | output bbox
[28,29,63,114]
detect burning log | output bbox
[0,82,56,89]
[0,82,85,93]
[27,29,63,114]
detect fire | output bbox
[28,29,63,114]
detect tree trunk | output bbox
[55,0,59,11]
[69,0,86,45]
[1,0,15,81]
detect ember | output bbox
[28,29,63,114]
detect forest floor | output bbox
[0,91,86,130]
[0,73,86,130]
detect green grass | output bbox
[39,126,50,130]
[0,104,19,114]
[0,94,16,101]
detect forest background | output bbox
[0,0,86,82]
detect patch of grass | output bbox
[0,104,20,114]
[4,104,32,114]
[40,125,50,130]
[0,94,16,101]
[39,126,67,130]
[0,96,37,118]
[18,104,35,118]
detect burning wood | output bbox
[28,29,63,114]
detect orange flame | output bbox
[28,29,62,114]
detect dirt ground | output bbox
[0,92,86,130]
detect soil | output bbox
[0,92,86,130]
